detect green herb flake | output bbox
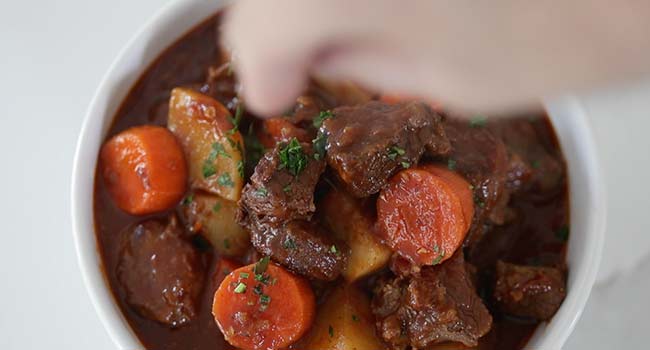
[212,202,222,213]
[470,115,488,128]
[278,138,308,176]
[253,284,263,295]
[388,146,406,160]
[556,225,570,241]
[255,187,269,197]
[447,158,457,171]
[217,172,235,187]
[227,105,244,135]
[328,325,334,338]
[401,161,411,169]
[223,239,231,250]
[237,160,245,178]
[259,294,271,311]
[202,162,217,178]
[254,256,271,275]
[239,272,250,279]
[313,110,334,128]
[233,282,247,294]
[312,131,327,160]
[283,184,292,193]
[330,245,338,254]
[283,237,297,250]
[181,195,194,205]
[352,314,359,322]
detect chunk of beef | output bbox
[323,101,450,197]
[372,252,492,348]
[494,261,566,320]
[239,142,346,280]
[248,218,347,281]
[117,216,204,328]
[239,143,326,223]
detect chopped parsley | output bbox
[202,162,217,178]
[253,284,263,295]
[254,256,271,275]
[255,187,269,197]
[278,138,308,176]
[401,161,411,169]
[217,172,234,187]
[212,202,222,213]
[431,245,445,265]
[330,245,339,254]
[233,282,247,294]
[312,131,327,160]
[447,158,457,171]
[239,272,250,279]
[328,325,334,338]
[283,184,292,193]
[556,225,570,241]
[313,110,334,128]
[181,195,194,205]
[237,160,245,178]
[227,104,244,135]
[351,314,359,322]
[283,237,297,250]
[470,115,487,128]
[259,294,271,305]
[203,143,232,178]
[387,145,406,160]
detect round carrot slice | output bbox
[212,258,315,350]
[100,125,187,215]
[257,117,311,148]
[377,169,469,266]
[420,164,475,232]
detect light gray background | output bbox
[1,0,648,348]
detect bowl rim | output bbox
[71,1,606,349]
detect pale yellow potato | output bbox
[299,284,386,350]
[320,190,392,282]
[182,192,249,256]
[168,87,245,202]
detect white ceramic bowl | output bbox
[71,0,606,349]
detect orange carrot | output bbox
[420,164,475,232]
[100,125,187,215]
[257,118,311,148]
[212,258,315,350]
[377,168,471,266]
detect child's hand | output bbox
[225,0,650,116]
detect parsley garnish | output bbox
[470,115,487,128]
[312,131,327,160]
[255,187,269,197]
[239,272,250,279]
[278,138,308,176]
[283,184,292,193]
[352,314,359,322]
[328,325,334,338]
[283,237,297,250]
[556,225,570,241]
[202,162,217,178]
[217,173,234,187]
[401,161,411,169]
[447,158,457,170]
[431,245,445,265]
[181,195,193,205]
[388,146,406,160]
[313,110,334,128]
[259,294,271,311]
[237,160,244,178]
[254,256,271,275]
[330,245,338,254]
[233,282,247,294]
[227,104,243,135]
[253,284,263,295]
[212,202,222,213]
[203,143,232,178]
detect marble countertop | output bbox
[1,0,648,348]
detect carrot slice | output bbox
[257,118,311,148]
[377,168,469,266]
[420,164,475,232]
[212,258,315,350]
[100,125,187,215]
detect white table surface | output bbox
[1,0,649,349]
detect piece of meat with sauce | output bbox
[323,101,450,198]
[372,252,492,348]
[116,216,204,328]
[239,141,346,280]
[239,142,326,223]
[248,218,347,281]
[494,261,566,320]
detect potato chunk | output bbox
[168,88,245,201]
[181,192,249,256]
[320,190,391,281]
[300,285,385,350]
